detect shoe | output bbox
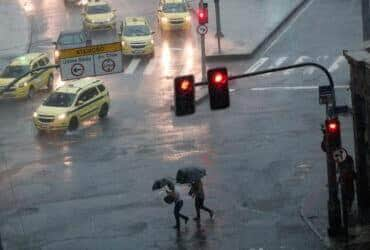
[210,211,214,219]
[185,217,189,224]
[193,217,200,221]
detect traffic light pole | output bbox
[214,0,224,53]
[192,62,344,235]
[362,0,370,41]
[199,0,207,82]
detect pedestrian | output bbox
[189,179,213,221]
[165,186,189,230]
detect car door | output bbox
[76,87,100,120]
[30,61,43,90]
[75,89,91,121]
[36,57,49,87]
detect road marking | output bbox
[251,85,348,91]
[143,58,157,75]
[328,55,345,73]
[283,55,310,75]
[263,0,316,55]
[245,57,269,73]
[265,56,288,76]
[124,58,141,75]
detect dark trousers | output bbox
[174,200,188,227]
[195,197,212,218]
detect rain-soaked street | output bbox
[0,0,366,249]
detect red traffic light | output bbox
[197,8,208,25]
[326,118,340,134]
[211,71,227,86]
[180,79,192,92]
[207,67,230,110]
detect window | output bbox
[43,92,76,107]
[77,90,90,104]
[43,57,50,65]
[87,87,99,99]
[0,65,29,78]
[86,4,111,14]
[97,84,106,92]
[38,59,46,67]
[124,25,150,36]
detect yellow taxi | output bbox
[33,78,110,132]
[157,0,191,31]
[0,53,54,99]
[82,0,116,31]
[120,17,155,56]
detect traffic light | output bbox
[207,67,230,110]
[325,117,341,149]
[174,75,195,116]
[197,3,208,25]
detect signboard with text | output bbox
[59,42,123,81]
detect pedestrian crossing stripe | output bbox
[124,58,141,75]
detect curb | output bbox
[299,203,332,249]
[204,0,310,61]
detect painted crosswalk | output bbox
[244,54,349,78]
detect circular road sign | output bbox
[102,58,116,73]
[71,63,84,77]
[197,25,208,35]
[333,148,348,163]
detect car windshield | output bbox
[59,33,86,45]
[124,25,150,36]
[0,65,29,78]
[43,92,76,107]
[163,3,187,13]
[86,4,111,14]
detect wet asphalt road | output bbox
[0,0,363,249]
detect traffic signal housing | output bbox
[174,75,195,116]
[207,67,230,110]
[197,3,208,25]
[325,117,341,149]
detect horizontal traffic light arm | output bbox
[194,62,337,112]
[0,64,60,95]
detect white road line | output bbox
[143,58,157,75]
[263,0,316,55]
[328,55,345,73]
[283,55,310,75]
[245,57,269,73]
[124,58,141,75]
[251,85,348,91]
[265,56,288,76]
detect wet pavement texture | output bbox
[0,0,365,249]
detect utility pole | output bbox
[362,0,370,41]
[214,0,224,53]
[198,0,208,82]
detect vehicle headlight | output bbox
[150,39,154,45]
[185,16,191,22]
[121,40,125,47]
[161,17,168,23]
[57,113,66,120]
[17,82,28,88]
[33,112,38,118]
[54,50,60,59]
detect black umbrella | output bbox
[176,167,206,184]
[152,178,175,191]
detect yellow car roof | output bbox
[10,53,46,66]
[56,78,102,94]
[125,17,148,26]
[87,0,109,7]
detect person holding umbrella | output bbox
[189,179,213,221]
[175,166,213,222]
[152,178,188,230]
[165,186,189,230]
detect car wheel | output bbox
[68,117,79,131]
[27,86,35,100]
[98,103,109,119]
[47,75,54,92]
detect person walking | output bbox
[166,186,189,230]
[189,179,213,221]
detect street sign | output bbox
[197,25,208,35]
[59,42,123,81]
[333,148,348,163]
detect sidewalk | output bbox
[0,0,31,69]
[203,0,307,59]
[300,175,370,249]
